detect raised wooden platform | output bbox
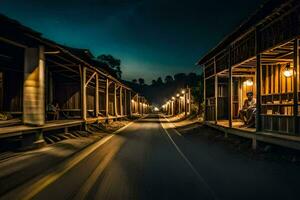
[205,121,300,150]
[0,119,84,139]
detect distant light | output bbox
[172,97,175,100]
[176,93,180,97]
[131,99,135,103]
[243,79,253,86]
[154,107,159,111]
[162,105,165,108]
[181,90,185,94]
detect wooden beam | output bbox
[0,36,27,48]
[46,58,79,74]
[85,72,96,87]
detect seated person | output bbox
[47,101,60,120]
[239,92,256,127]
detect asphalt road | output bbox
[2,114,300,200]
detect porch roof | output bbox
[196,0,295,66]
[0,14,132,91]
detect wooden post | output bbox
[214,57,218,124]
[256,54,261,131]
[184,90,187,116]
[106,79,109,117]
[141,98,144,116]
[129,91,132,116]
[137,94,139,114]
[228,60,232,128]
[114,83,117,116]
[172,101,174,115]
[255,27,262,132]
[215,75,218,124]
[81,66,87,120]
[23,45,45,126]
[293,38,299,134]
[120,86,123,116]
[188,87,191,114]
[124,89,127,116]
[95,73,99,117]
[203,69,206,121]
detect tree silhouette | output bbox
[138,78,145,85]
[97,54,122,79]
[164,75,173,84]
[132,79,137,84]
[130,72,202,106]
[156,77,163,85]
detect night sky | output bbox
[1,0,262,83]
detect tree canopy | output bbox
[97,54,122,79]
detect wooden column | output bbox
[23,45,45,126]
[203,70,206,121]
[106,79,109,117]
[184,90,187,116]
[293,38,299,134]
[215,75,218,124]
[129,91,132,116]
[114,83,118,116]
[95,73,99,117]
[81,66,87,120]
[228,65,232,128]
[137,94,139,114]
[124,89,127,116]
[188,87,191,114]
[214,57,218,124]
[141,98,144,115]
[120,86,123,116]
[256,54,262,131]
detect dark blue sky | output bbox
[1,0,262,83]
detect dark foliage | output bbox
[97,54,122,79]
[127,72,203,106]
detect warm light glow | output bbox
[172,97,175,100]
[181,90,185,94]
[243,79,253,86]
[162,105,165,108]
[154,107,159,111]
[176,93,180,97]
[131,99,135,103]
[283,68,293,77]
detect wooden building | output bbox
[0,14,149,146]
[197,0,300,149]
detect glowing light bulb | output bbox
[243,79,253,86]
[283,68,293,77]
